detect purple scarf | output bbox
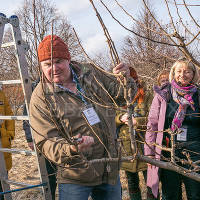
[171,80,197,131]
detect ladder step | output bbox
[1,41,15,48]
[0,148,36,156]
[0,115,29,120]
[4,179,41,190]
[0,80,21,85]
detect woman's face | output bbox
[174,63,194,86]
[159,75,169,86]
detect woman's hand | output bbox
[147,155,155,168]
[120,113,137,126]
[120,113,128,124]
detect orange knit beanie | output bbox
[38,35,71,62]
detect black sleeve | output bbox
[23,104,33,142]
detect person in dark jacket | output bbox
[116,68,155,200]
[23,82,57,200]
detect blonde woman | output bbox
[145,57,200,200]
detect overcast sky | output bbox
[56,0,140,56]
[1,0,139,56]
[1,0,200,57]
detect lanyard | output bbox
[56,66,88,105]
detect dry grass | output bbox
[9,121,43,199]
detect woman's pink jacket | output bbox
[144,84,170,198]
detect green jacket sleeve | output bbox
[115,110,125,126]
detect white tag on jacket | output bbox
[0,114,3,125]
[83,107,100,126]
[177,127,187,141]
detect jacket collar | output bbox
[41,61,84,94]
[153,82,171,102]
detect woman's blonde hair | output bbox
[157,70,169,86]
[169,57,199,84]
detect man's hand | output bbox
[113,63,130,77]
[70,134,94,152]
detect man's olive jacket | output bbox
[30,62,136,185]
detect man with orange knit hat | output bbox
[30,35,137,200]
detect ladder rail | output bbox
[10,15,32,107]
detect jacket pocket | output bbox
[60,159,101,184]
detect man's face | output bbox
[40,58,71,85]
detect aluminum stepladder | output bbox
[0,13,52,200]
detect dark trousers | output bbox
[161,168,200,200]
[125,170,157,200]
[0,182,4,200]
[45,159,57,200]
[0,171,7,200]
[125,171,141,194]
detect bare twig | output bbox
[100,0,180,47]
[173,0,200,44]
[164,0,176,31]
[142,0,200,67]
[72,28,121,77]
[32,0,41,77]
[182,0,200,29]
[89,0,120,65]
[114,0,167,37]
